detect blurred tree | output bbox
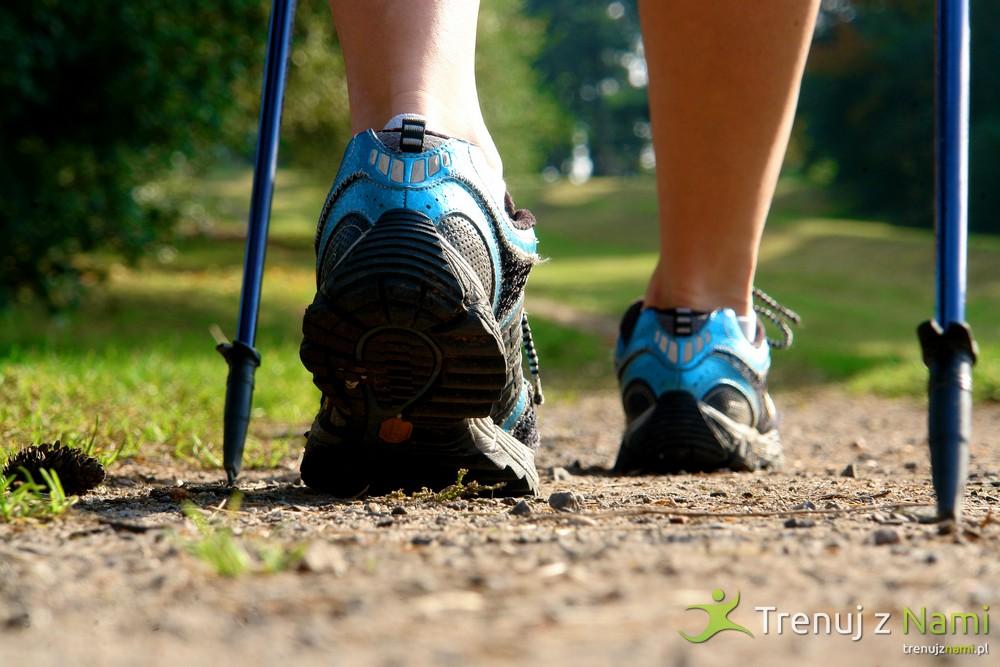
[0,1,266,307]
[476,0,568,178]
[1,0,566,308]
[797,0,1000,233]
[524,0,649,175]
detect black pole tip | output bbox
[219,340,261,487]
[936,518,959,536]
[918,319,977,524]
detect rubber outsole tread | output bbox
[300,208,538,496]
[614,390,782,474]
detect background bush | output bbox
[1,0,562,307]
[798,0,1000,233]
[4,0,999,308]
[0,1,266,307]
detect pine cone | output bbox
[2,441,106,496]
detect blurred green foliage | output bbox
[0,1,267,308]
[1,0,563,307]
[525,0,649,174]
[524,0,1000,235]
[5,0,999,307]
[476,0,567,177]
[797,0,1000,233]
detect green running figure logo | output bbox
[680,589,755,643]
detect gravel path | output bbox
[2,389,998,666]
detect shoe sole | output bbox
[300,208,538,496]
[614,391,783,473]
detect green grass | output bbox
[1,169,996,469]
[182,496,305,577]
[0,468,77,523]
[513,176,1000,399]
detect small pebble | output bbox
[551,467,573,482]
[510,500,533,516]
[873,528,901,545]
[3,611,31,630]
[669,516,688,524]
[904,461,919,471]
[375,517,394,528]
[365,502,383,514]
[792,500,817,510]
[841,463,858,478]
[709,491,728,498]
[548,491,584,513]
[784,518,816,529]
[391,506,407,516]
[411,535,434,546]
[299,542,348,575]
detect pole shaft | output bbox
[222,0,296,483]
[236,0,297,347]
[935,0,970,326]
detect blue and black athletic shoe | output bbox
[299,117,543,496]
[614,290,799,473]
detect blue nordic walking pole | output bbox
[917,0,979,521]
[218,0,297,484]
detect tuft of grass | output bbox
[386,468,506,503]
[182,500,252,577]
[181,496,304,577]
[256,542,308,574]
[0,468,77,523]
[79,416,132,468]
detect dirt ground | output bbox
[2,389,998,667]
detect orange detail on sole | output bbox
[378,417,414,444]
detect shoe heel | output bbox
[614,390,782,473]
[300,209,507,438]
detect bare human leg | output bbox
[328,0,503,180]
[639,0,819,316]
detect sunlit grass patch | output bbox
[1,170,997,480]
[181,496,305,577]
[0,468,76,523]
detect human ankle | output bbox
[643,277,752,317]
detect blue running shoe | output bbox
[614,291,799,473]
[299,117,543,496]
